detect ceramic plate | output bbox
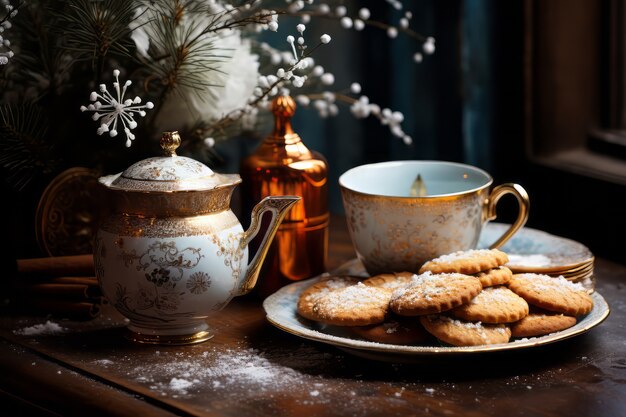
[479,223,594,272]
[263,224,608,361]
[263,276,609,361]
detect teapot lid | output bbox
[99,132,241,192]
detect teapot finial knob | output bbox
[160,131,181,156]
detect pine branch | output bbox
[138,0,231,93]
[0,103,58,190]
[52,0,137,69]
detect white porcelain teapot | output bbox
[94,132,299,344]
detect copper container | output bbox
[241,96,329,296]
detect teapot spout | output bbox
[237,196,300,296]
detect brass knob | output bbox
[271,95,296,118]
[160,131,181,156]
[271,95,296,136]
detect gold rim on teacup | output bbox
[339,161,530,274]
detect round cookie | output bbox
[311,282,392,326]
[451,286,529,323]
[510,313,577,338]
[475,266,513,287]
[349,319,430,345]
[364,272,415,290]
[508,273,594,317]
[297,276,361,320]
[390,272,482,316]
[419,249,509,275]
[420,315,511,346]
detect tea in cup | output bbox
[339,161,529,275]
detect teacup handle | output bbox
[485,183,530,249]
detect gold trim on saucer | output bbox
[125,329,214,345]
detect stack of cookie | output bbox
[296,249,594,347]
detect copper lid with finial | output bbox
[99,131,241,192]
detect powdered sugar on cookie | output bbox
[513,273,585,293]
[312,282,392,326]
[419,249,509,275]
[430,249,500,263]
[319,283,391,312]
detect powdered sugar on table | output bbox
[13,321,67,336]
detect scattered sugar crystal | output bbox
[14,321,66,336]
[310,390,320,396]
[385,323,399,334]
[425,387,435,394]
[170,378,194,391]
[127,347,311,396]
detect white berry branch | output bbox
[0,0,21,66]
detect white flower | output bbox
[350,83,362,94]
[413,52,423,63]
[129,2,259,134]
[387,27,398,38]
[320,34,331,44]
[80,69,154,147]
[340,17,353,29]
[354,19,365,31]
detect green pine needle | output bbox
[0,104,57,190]
[53,0,137,65]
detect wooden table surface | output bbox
[1,216,626,417]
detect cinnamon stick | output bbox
[47,277,98,286]
[21,283,102,300]
[26,300,101,320]
[16,254,94,278]
[17,276,98,286]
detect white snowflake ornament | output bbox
[80,69,154,147]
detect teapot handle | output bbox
[237,196,300,296]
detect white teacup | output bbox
[339,161,529,275]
